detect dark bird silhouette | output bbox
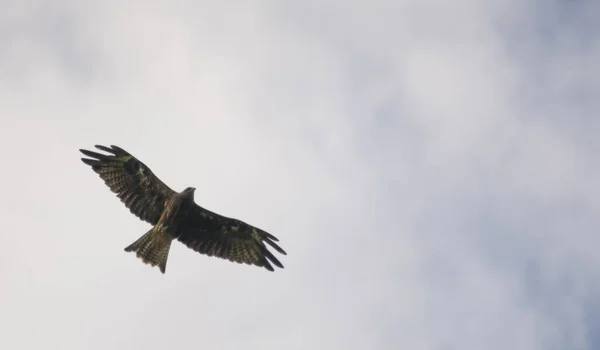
[79,144,286,274]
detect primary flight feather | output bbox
[80,144,286,274]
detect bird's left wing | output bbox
[79,144,176,225]
[177,204,287,271]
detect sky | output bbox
[1,0,599,349]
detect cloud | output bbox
[0,0,598,349]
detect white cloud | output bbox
[0,0,598,349]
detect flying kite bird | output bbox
[79,144,286,274]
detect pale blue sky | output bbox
[1,1,599,349]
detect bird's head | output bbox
[183,186,196,199]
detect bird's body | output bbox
[122,188,195,272]
[79,144,286,274]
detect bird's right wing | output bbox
[177,205,287,271]
[80,145,176,225]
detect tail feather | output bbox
[124,228,172,274]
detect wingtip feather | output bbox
[264,238,287,255]
[109,145,129,155]
[262,248,284,269]
[262,231,279,241]
[262,259,275,271]
[81,158,100,166]
[94,144,116,154]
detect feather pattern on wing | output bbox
[177,205,287,271]
[79,145,176,225]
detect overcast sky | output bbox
[1,0,599,349]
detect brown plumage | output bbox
[80,144,286,274]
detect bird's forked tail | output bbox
[124,227,172,274]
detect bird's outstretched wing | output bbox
[79,145,176,225]
[177,205,287,271]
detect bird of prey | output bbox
[79,144,286,274]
